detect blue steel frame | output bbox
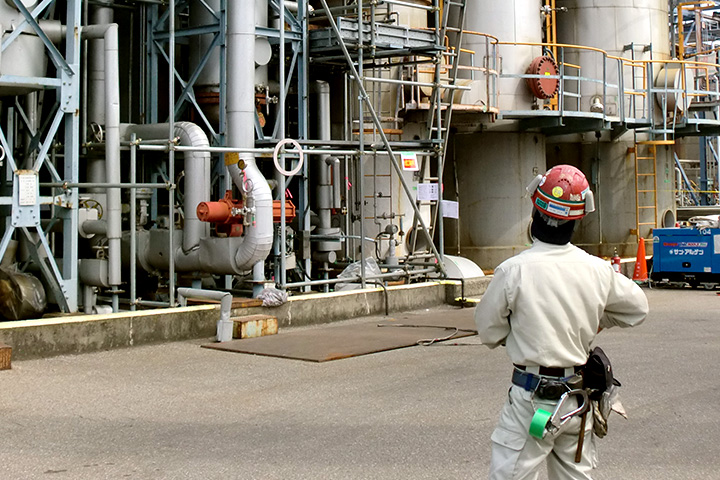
[0,0,81,312]
[147,0,227,146]
[145,0,309,290]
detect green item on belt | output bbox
[529,408,552,438]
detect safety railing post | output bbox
[559,46,565,115]
[618,58,625,124]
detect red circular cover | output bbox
[526,56,559,99]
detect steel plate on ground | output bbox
[201,307,477,362]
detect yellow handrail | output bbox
[419,28,720,115]
[677,1,717,59]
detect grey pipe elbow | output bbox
[177,287,233,342]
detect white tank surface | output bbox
[454,132,546,269]
[556,0,670,116]
[463,0,544,111]
[0,0,47,96]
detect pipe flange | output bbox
[273,138,305,176]
[526,56,559,99]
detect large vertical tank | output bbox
[463,0,544,111]
[556,0,670,115]
[450,1,548,269]
[554,0,673,255]
[453,132,546,268]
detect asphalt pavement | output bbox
[1,287,718,480]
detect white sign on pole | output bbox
[417,183,439,201]
[441,200,459,219]
[18,173,38,206]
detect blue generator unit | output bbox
[652,227,720,287]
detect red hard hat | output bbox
[527,165,595,221]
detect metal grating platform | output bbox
[309,17,440,59]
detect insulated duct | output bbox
[86,1,114,197]
[88,1,114,127]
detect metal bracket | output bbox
[60,64,80,113]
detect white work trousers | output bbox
[489,385,596,480]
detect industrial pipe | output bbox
[317,80,333,229]
[83,23,122,295]
[81,219,108,235]
[313,81,342,254]
[86,2,114,198]
[122,121,271,276]
[227,0,273,287]
[177,287,233,342]
[125,122,211,252]
[87,1,114,127]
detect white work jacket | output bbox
[474,240,648,367]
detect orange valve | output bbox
[197,190,244,237]
[197,200,233,223]
[526,56,559,99]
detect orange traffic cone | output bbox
[633,238,648,283]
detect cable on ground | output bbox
[376,323,478,346]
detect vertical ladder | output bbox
[632,139,673,239]
[426,0,467,143]
[408,0,467,257]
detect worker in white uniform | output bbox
[474,165,648,480]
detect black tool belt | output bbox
[512,365,584,400]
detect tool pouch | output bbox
[583,346,620,400]
[585,347,628,438]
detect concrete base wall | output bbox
[0,279,491,360]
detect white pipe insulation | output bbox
[122,120,272,275]
[124,122,211,252]
[227,0,273,281]
[86,2,114,194]
[83,23,121,289]
[178,288,233,342]
[88,2,114,127]
[116,0,273,278]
